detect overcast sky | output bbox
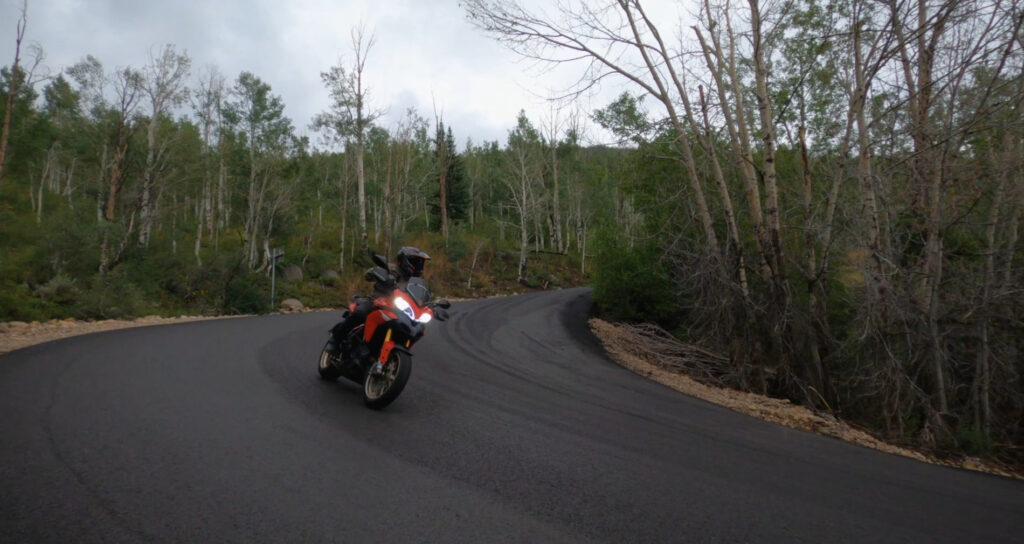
[0,0,644,148]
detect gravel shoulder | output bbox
[0,315,262,356]
[589,317,1023,481]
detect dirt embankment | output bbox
[589,318,1022,481]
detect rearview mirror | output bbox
[371,253,388,269]
[436,299,451,309]
[364,266,394,285]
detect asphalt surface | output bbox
[1,287,1022,543]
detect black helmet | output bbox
[396,246,430,278]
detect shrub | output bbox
[590,229,679,325]
[223,273,271,315]
[34,273,80,316]
[0,280,48,322]
[75,273,152,320]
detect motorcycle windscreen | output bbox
[406,277,431,306]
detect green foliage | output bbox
[0,280,49,322]
[431,123,470,225]
[591,92,655,145]
[34,273,80,309]
[0,56,605,330]
[954,425,996,456]
[225,71,293,152]
[75,272,153,320]
[591,228,679,325]
[1,66,48,180]
[311,52,378,144]
[223,272,271,315]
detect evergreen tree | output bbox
[431,123,468,227]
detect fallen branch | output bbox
[598,320,730,386]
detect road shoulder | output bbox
[589,317,1022,481]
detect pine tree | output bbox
[431,123,468,229]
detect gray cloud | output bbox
[1,0,624,145]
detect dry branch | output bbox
[598,320,730,386]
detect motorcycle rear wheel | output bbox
[363,350,412,410]
[317,341,342,381]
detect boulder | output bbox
[320,269,340,286]
[282,265,303,283]
[280,298,304,312]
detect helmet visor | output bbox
[408,256,425,276]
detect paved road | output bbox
[2,288,1022,542]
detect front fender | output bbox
[375,319,419,364]
[390,344,413,356]
[378,335,415,364]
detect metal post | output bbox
[269,247,284,310]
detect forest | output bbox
[0,26,617,318]
[3,0,1024,468]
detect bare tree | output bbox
[313,24,383,254]
[386,108,427,255]
[98,67,143,273]
[434,108,451,244]
[504,111,544,282]
[138,44,191,247]
[877,0,1022,436]
[540,108,565,254]
[465,0,720,256]
[192,65,227,255]
[467,0,1024,420]
[0,0,43,185]
[225,72,293,269]
[0,0,28,185]
[691,0,774,288]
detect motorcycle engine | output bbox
[353,344,371,364]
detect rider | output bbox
[327,246,431,363]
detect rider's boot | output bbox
[340,337,353,360]
[325,335,340,354]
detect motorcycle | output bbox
[317,253,450,409]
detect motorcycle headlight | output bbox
[417,313,432,324]
[393,296,415,319]
[393,296,411,311]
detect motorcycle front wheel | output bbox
[317,341,342,381]
[363,350,412,410]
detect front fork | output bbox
[377,329,412,365]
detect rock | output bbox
[320,269,340,286]
[283,265,303,283]
[280,298,304,312]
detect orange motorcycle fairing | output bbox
[363,307,395,343]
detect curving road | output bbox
[2,288,1022,543]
